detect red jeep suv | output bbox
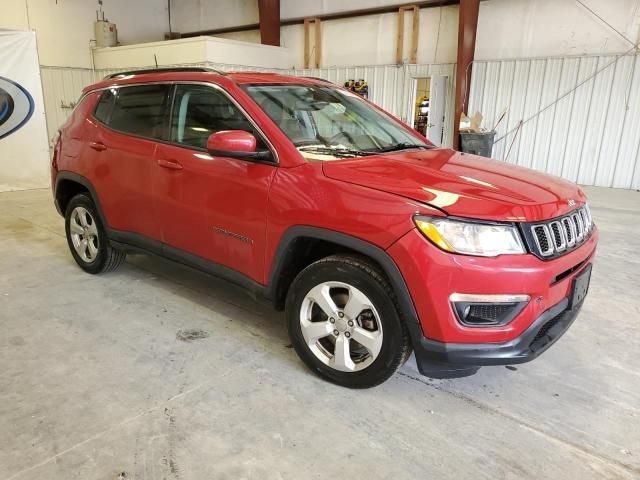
[51,68,597,388]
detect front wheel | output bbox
[286,255,411,388]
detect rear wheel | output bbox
[286,254,411,388]
[64,194,126,274]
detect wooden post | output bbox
[304,18,321,68]
[396,7,405,64]
[304,18,311,68]
[410,5,419,64]
[453,0,480,150]
[314,18,321,68]
[396,5,420,65]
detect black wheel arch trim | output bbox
[54,171,109,228]
[265,226,422,332]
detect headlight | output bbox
[414,215,526,257]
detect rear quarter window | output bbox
[93,89,115,124]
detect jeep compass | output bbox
[51,67,598,388]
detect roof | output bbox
[83,68,331,94]
[226,72,329,84]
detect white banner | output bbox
[0,30,50,191]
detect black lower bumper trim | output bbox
[412,297,582,378]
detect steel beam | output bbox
[453,0,480,150]
[181,1,459,38]
[258,0,280,46]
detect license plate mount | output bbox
[570,263,592,309]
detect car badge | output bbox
[567,199,576,207]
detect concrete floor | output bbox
[0,186,638,480]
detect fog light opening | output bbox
[450,294,530,327]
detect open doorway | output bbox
[408,76,447,146]
[413,78,431,136]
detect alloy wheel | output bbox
[69,206,100,263]
[299,281,383,372]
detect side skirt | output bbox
[108,229,269,300]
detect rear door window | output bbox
[107,84,171,139]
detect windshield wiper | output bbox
[298,146,369,158]
[372,143,434,153]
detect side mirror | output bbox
[207,130,272,161]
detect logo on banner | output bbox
[0,76,35,140]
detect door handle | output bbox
[89,141,107,151]
[156,158,183,170]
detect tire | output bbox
[64,193,126,274]
[286,254,411,388]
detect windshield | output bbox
[244,84,432,160]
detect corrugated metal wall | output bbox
[40,62,456,148]
[40,67,99,146]
[469,53,640,189]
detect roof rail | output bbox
[103,66,226,80]
[302,76,333,84]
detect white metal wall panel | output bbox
[560,56,599,183]
[469,53,640,189]
[595,55,635,187]
[616,56,640,188]
[40,67,99,146]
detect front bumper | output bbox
[410,296,582,378]
[388,226,598,343]
[387,225,597,378]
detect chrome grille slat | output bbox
[532,224,554,256]
[549,221,566,252]
[572,213,584,242]
[528,206,593,259]
[580,208,591,232]
[562,217,576,247]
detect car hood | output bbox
[322,148,586,222]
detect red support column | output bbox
[258,0,281,46]
[453,0,480,150]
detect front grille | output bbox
[524,205,593,259]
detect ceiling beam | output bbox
[258,0,280,46]
[453,0,480,150]
[180,0,459,38]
